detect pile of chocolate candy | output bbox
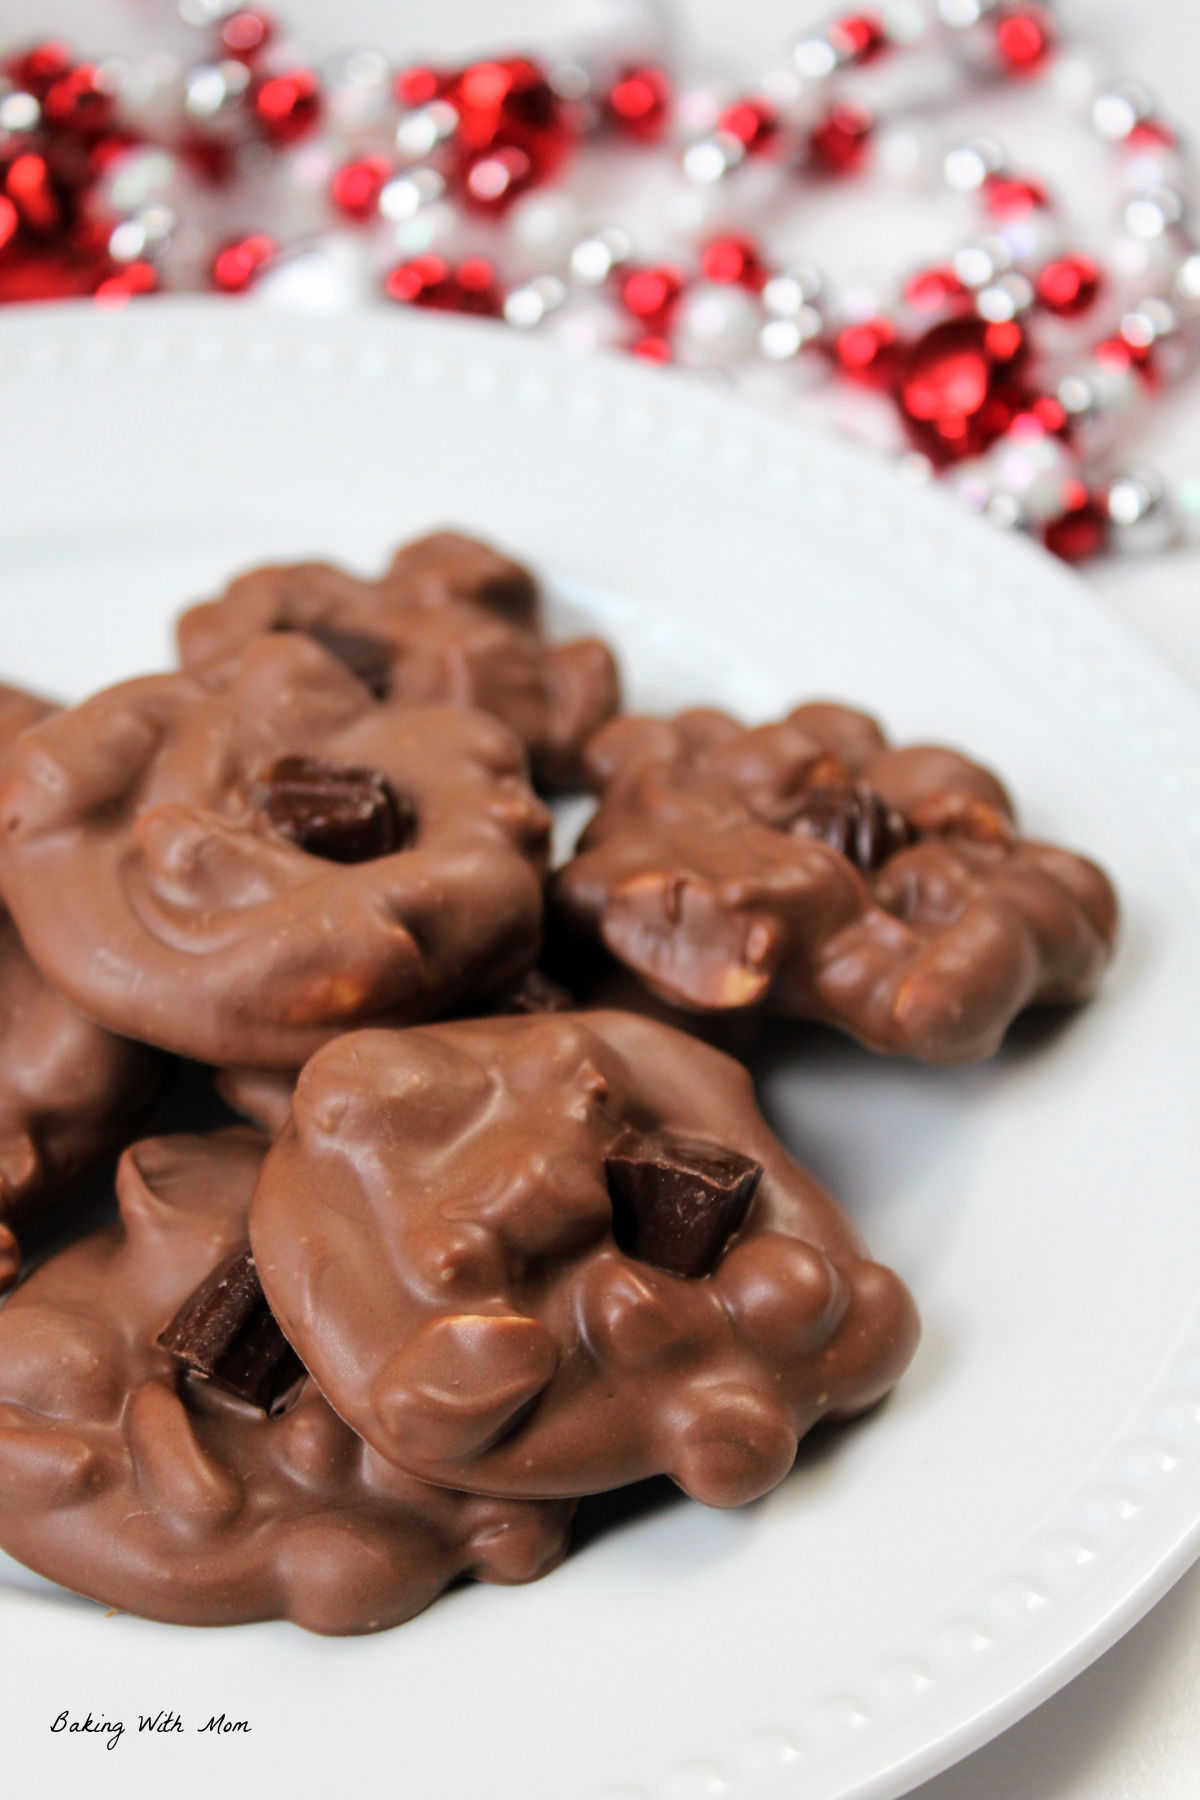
[0,531,1116,1633]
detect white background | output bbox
[6,3,1200,1796]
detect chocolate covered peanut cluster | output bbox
[0,528,1119,1637]
[555,702,1117,1061]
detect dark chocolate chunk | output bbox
[304,625,393,700]
[789,781,914,871]
[263,754,414,863]
[157,1246,306,1416]
[492,969,576,1015]
[605,1129,762,1278]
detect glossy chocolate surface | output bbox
[0,637,550,1070]
[177,530,620,791]
[0,683,160,1290]
[0,1132,573,1633]
[555,702,1117,1061]
[251,1011,919,1507]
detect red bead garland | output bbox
[384,253,503,316]
[0,7,1195,564]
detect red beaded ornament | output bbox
[0,4,1194,563]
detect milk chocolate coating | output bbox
[0,636,551,1070]
[250,1012,919,1507]
[0,683,161,1291]
[212,970,576,1138]
[0,681,55,744]
[0,1131,574,1634]
[176,530,620,792]
[554,703,1118,1062]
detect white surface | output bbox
[3,2,1200,1793]
[1,302,1199,1800]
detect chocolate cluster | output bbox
[177,530,620,793]
[0,686,163,1292]
[249,1013,917,1508]
[0,530,1116,1634]
[555,702,1117,1061]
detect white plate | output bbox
[1,300,1199,1800]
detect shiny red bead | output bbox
[0,248,106,303]
[834,317,899,389]
[42,65,114,138]
[631,334,672,362]
[619,264,684,330]
[330,155,391,222]
[1096,334,1147,369]
[450,60,570,165]
[829,14,888,65]
[1029,394,1069,436]
[5,42,72,99]
[1036,254,1100,317]
[606,66,671,143]
[394,66,444,109]
[442,58,573,211]
[904,266,967,313]
[219,10,275,60]
[1043,498,1107,562]
[94,259,158,307]
[253,70,320,146]
[700,234,767,291]
[717,98,778,155]
[1095,334,1157,386]
[450,58,537,148]
[809,102,873,176]
[0,196,17,253]
[4,153,63,237]
[210,231,276,292]
[384,253,503,317]
[983,174,1049,219]
[1126,119,1176,152]
[897,317,1031,464]
[994,6,1056,77]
